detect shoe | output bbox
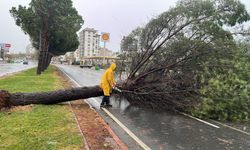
[106,104,112,107]
[100,104,105,107]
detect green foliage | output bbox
[10,6,40,48]
[0,67,83,149]
[10,0,83,55]
[192,47,250,122]
[120,0,250,118]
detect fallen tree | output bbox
[117,0,250,111]
[1,0,250,112]
[0,86,103,109]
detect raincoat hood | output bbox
[109,63,116,71]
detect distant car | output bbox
[80,65,92,68]
[23,61,28,65]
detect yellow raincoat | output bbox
[100,63,116,96]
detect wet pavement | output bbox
[57,64,250,150]
[0,62,37,77]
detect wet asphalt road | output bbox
[57,64,250,150]
[0,62,36,77]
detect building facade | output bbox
[99,48,113,57]
[74,49,80,61]
[78,28,100,57]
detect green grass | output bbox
[0,67,60,93]
[0,67,83,150]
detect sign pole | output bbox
[101,32,110,49]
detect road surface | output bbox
[57,64,250,150]
[0,62,36,77]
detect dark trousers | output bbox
[101,96,110,105]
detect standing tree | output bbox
[10,0,83,74]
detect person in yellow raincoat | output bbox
[100,63,116,107]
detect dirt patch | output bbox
[10,105,33,112]
[70,100,121,150]
[55,66,126,150]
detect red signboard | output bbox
[5,44,11,48]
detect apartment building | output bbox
[99,47,114,57]
[78,28,100,57]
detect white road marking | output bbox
[102,107,151,150]
[212,120,250,136]
[181,113,220,129]
[57,65,151,150]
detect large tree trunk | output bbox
[0,86,103,109]
[37,16,50,74]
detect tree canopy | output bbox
[119,0,250,120]
[10,0,83,55]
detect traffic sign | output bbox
[0,43,11,52]
[5,43,11,48]
[101,33,110,42]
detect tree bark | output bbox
[45,53,50,70]
[41,51,47,72]
[37,51,43,75]
[46,53,53,70]
[0,86,103,109]
[37,16,49,74]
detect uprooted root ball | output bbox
[0,90,11,109]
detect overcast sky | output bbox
[0,0,250,53]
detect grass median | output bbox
[0,66,83,150]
